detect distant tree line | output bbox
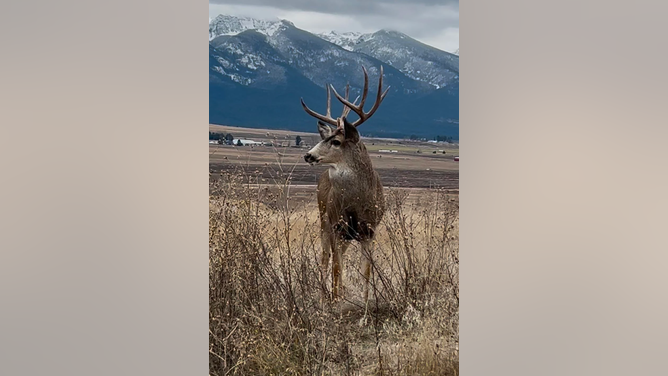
[211,130,455,145]
[408,134,455,142]
[209,132,235,145]
[435,135,455,143]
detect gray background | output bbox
[2,0,668,374]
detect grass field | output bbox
[209,124,459,375]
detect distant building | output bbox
[233,139,265,146]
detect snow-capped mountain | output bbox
[210,16,432,95]
[268,25,432,95]
[209,15,459,139]
[209,15,292,40]
[321,29,459,89]
[316,31,367,51]
[210,31,292,87]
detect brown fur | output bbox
[301,66,390,303]
[309,120,385,302]
[316,137,385,243]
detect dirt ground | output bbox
[210,124,459,191]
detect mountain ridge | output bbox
[209,15,459,139]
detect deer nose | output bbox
[304,153,316,163]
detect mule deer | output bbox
[301,66,390,304]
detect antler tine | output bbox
[325,84,331,118]
[358,66,369,111]
[330,65,390,127]
[300,98,338,127]
[356,65,390,126]
[340,83,351,118]
[300,84,339,127]
[342,94,361,117]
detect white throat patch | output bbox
[329,165,354,180]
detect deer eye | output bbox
[331,140,341,146]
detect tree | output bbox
[435,135,454,143]
[236,139,243,146]
[225,133,234,145]
[295,135,302,146]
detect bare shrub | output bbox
[209,166,458,375]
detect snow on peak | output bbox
[377,29,407,37]
[209,15,289,41]
[317,30,370,51]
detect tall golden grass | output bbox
[209,165,458,375]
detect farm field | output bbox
[209,124,459,191]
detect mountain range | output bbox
[209,15,459,139]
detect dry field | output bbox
[209,124,459,190]
[209,125,459,375]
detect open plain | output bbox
[209,124,459,191]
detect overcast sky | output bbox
[209,0,459,53]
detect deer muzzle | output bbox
[304,153,318,164]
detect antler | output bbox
[300,84,359,128]
[330,66,390,127]
[340,84,361,119]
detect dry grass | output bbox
[209,162,459,375]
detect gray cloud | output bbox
[209,1,458,52]
[210,0,458,17]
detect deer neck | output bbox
[328,144,374,184]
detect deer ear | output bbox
[342,117,359,143]
[317,121,332,140]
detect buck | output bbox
[301,66,390,304]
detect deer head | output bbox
[302,66,390,166]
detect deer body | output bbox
[316,139,384,244]
[301,66,389,303]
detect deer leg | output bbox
[361,240,373,304]
[331,238,350,301]
[320,229,333,303]
[358,240,374,326]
